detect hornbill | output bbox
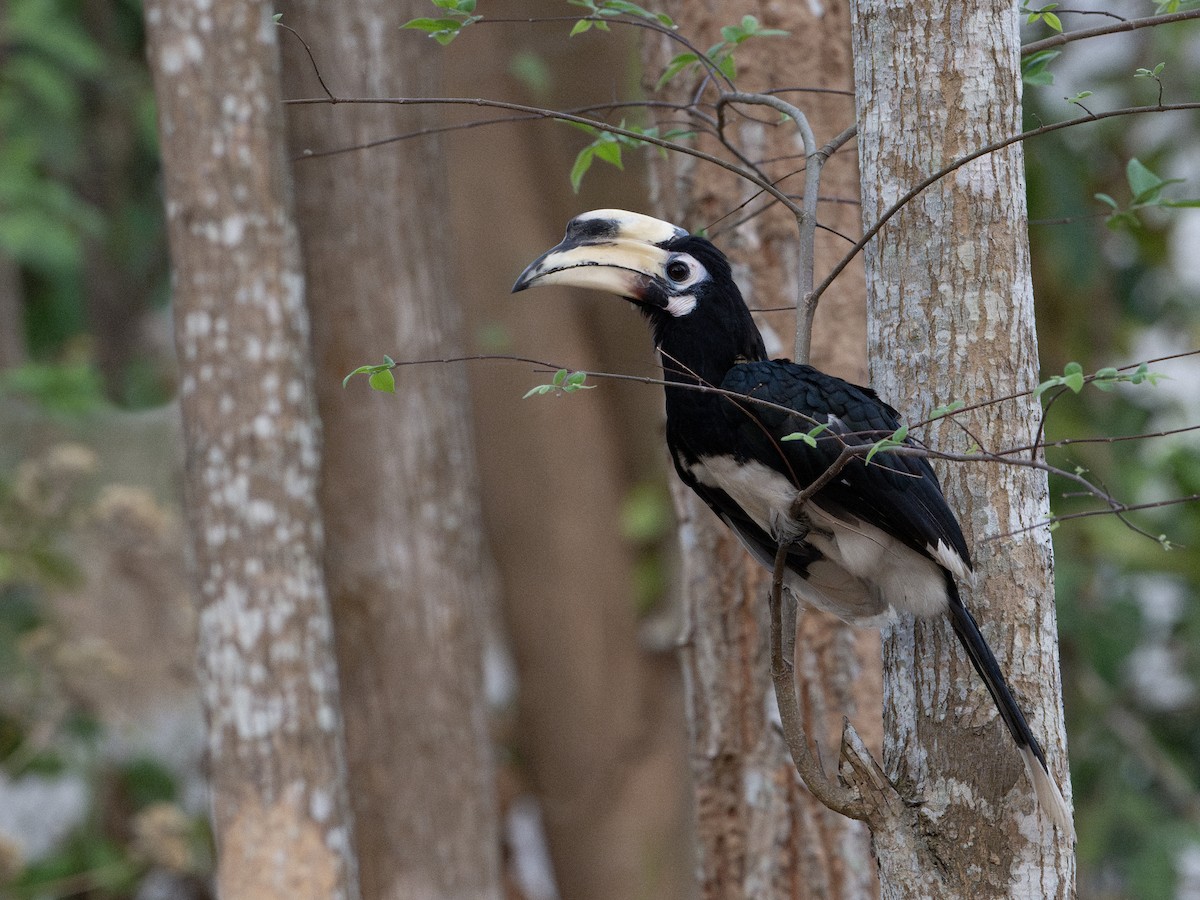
[513,208,1073,835]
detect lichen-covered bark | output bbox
[646,3,881,897]
[143,2,359,897]
[850,1,1075,896]
[280,3,503,898]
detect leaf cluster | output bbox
[657,15,787,87]
[522,368,596,398]
[1095,157,1200,230]
[403,0,481,45]
[567,121,693,192]
[567,0,675,35]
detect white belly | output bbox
[687,455,960,621]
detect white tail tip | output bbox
[1020,746,1076,841]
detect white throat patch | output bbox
[665,293,697,317]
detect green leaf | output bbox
[599,0,660,20]
[1125,157,1177,204]
[342,365,375,388]
[865,427,907,464]
[592,139,623,168]
[402,16,463,33]
[1094,193,1119,209]
[552,368,568,386]
[569,147,594,192]
[1021,49,1060,86]
[1063,371,1085,393]
[570,19,592,35]
[929,400,965,419]
[657,52,699,87]
[369,369,396,393]
[781,422,830,446]
[1042,11,1062,31]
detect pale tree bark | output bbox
[280,3,504,898]
[143,2,360,898]
[645,3,881,897]
[851,1,1075,896]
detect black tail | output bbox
[945,575,1075,836]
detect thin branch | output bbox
[366,352,1196,548]
[718,93,829,364]
[1022,8,1200,56]
[768,532,869,820]
[1002,422,1200,456]
[275,21,335,101]
[812,102,1200,309]
[284,94,804,212]
[293,100,717,161]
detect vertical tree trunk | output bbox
[646,3,881,897]
[143,2,360,898]
[280,3,504,898]
[441,10,695,898]
[850,1,1075,896]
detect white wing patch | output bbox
[687,455,952,621]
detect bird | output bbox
[512,208,1074,836]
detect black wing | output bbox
[718,360,971,571]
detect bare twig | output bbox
[1023,8,1200,56]
[284,94,803,211]
[812,102,1200,309]
[718,93,841,364]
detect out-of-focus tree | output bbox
[1021,6,1200,897]
[643,2,881,897]
[281,1,503,897]
[143,0,360,897]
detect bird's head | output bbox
[512,209,760,347]
[513,209,768,381]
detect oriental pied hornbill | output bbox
[513,209,1073,835]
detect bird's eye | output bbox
[666,259,692,282]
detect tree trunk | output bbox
[143,3,360,898]
[441,12,696,898]
[850,1,1075,896]
[646,3,881,897]
[280,3,504,898]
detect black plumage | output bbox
[513,208,1072,834]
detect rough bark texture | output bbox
[645,3,881,897]
[850,1,1076,896]
[280,3,504,898]
[143,2,360,898]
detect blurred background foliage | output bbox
[0,0,1197,897]
[1023,7,1200,898]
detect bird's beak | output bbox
[511,209,687,302]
